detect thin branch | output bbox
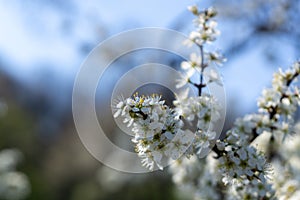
[199,45,205,96]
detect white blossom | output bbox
[0,149,30,200]
[175,73,190,89]
[195,130,216,155]
[165,130,194,160]
[184,7,220,47]
[205,51,227,66]
[0,149,23,173]
[181,53,201,77]
[217,145,271,186]
[204,68,222,85]
[174,93,221,130]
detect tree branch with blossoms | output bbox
[113,5,225,172]
[113,3,300,200]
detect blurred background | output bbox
[0,0,299,199]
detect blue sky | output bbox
[0,0,297,114]
[0,0,195,77]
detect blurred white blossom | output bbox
[0,149,23,173]
[0,149,30,200]
[0,172,30,200]
[181,53,201,77]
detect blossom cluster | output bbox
[217,143,274,199]
[174,90,221,156]
[169,4,300,200]
[177,6,226,91]
[185,6,219,46]
[170,61,300,200]
[208,63,300,199]
[113,89,222,170]
[113,4,224,174]
[113,3,300,200]
[253,121,300,200]
[258,62,300,139]
[213,115,275,199]
[114,94,194,170]
[169,154,222,200]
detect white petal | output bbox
[181,61,191,70]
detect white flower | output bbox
[186,26,219,46]
[183,31,201,47]
[205,51,227,66]
[293,61,300,74]
[181,53,201,77]
[184,6,219,47]
[174,94,221,130]
[195,130,216,155]
[204,68,222,85]
[175,73,190,88]
[165,130,194,160]
[272,68,287,92]
[174,88,190,106]
[258,88,281,110]
[113,101,124,118]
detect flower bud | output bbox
[188,5,198,15]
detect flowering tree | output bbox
[114,4,300,200]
